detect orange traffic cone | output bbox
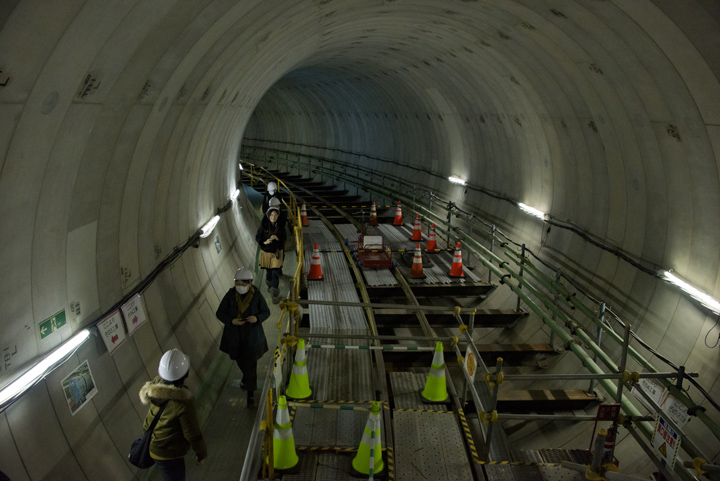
[410,243,426,279]
[449,242,464,277]
[300,202,309,227]
[410,213,422,241]
[369,201,378,226]
[393,201,403,226]
[307,243,324,280]
[427,223,437,252]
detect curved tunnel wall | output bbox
[0,1,718,479]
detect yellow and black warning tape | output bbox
[479,461,563,467]
[296,446,357,453]
[291,399,390,406]
[457,408,481,465]
[386,445,395,480]
[394,407,453,413]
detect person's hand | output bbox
[270,235,278,241]
[264,239,272,245]
[232,318,246,326]
[246,316,258,324]
[196,456,206,466]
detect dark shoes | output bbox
[270,287,280,304]
[247,392,255,408]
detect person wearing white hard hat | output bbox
[255,206,286,304]
[215,267,271,407]
[261,180,280,213]
[139,349,207,480]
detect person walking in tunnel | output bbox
[139,349,207,481]
[261,180,280,213]
[256,204,286,303]
[215,267,271,407]
[268,196,288,231]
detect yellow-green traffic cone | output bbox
[420,341,450,403]
[286,339,312,400]
[351,401,384,477]
[267,395,299,471]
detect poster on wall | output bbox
[61,360,97,416]
[97,310,126,355]
[121,293,149,336]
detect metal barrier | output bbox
[240,151,717,481]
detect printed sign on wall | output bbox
[61,360,97,416]
[97,311,126,355]
[651,415,680,469]
[631,369,665,411]
[121,293,149,336]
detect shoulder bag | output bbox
[128,402,168,468]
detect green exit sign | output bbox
[40,310,67,339]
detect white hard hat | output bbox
[267,181,277,194]
[158,349,190,381]
[267,206,279,217]
[234,267,253,281]
[269,197,282,208]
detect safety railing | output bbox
[240,148,719,481]
[237,166,305,481]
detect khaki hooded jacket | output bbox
[139,377,208,460]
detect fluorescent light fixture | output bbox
[200,215,220,238]
[661,270,720,314]
[238,163,244,171]
[0,329,91,406]
[518,203,546,220]
[448,176,466,186]
[230,189,240,202]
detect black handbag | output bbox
[129,402,168,468]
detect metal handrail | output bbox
[240,151,713,481]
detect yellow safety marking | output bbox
[458,324,468,334]
[296,446,358,453]
[454,306,462,316]
[478,461,562,467]
[457,408,481,464]
[394,408,453,413]
[452,336,459,346]
[292,399,389,405]
[457,356,465,366]
[387,445,395,481]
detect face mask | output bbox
[235,285,250,295]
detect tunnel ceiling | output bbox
[1,1,720,479]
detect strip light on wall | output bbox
[199,215,220,238]
[660,270,720,314]
[518,203,546,220]
[230,189,240,202]
[0,329,91,407]
[448,176,466,186]
[238,162,244,171]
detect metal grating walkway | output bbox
[393,411,473,481]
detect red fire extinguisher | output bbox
[601,426,618,466]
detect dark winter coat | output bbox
[216,287,271,364]
[139,377,207,460]
[255,214,287,254]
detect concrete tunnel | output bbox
[0,1,719,480]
